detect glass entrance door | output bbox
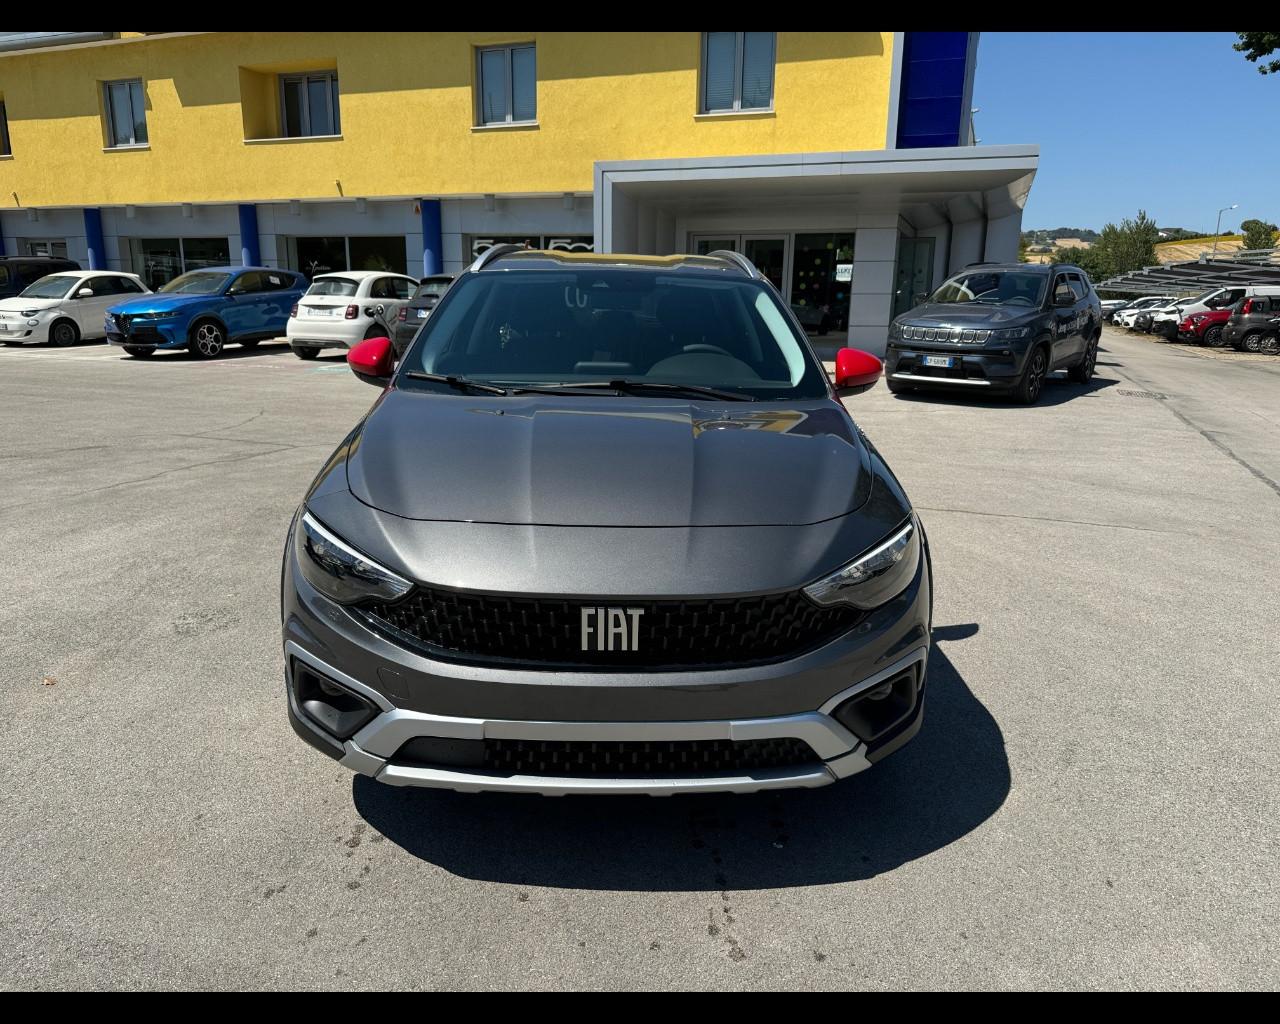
[692,235,786,292]
[743,236,786,292]
[893,238,936,318]
[693,236,739,255]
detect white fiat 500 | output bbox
[0,271,150,347]
[286,271,418,359]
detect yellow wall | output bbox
[0,31,894,208]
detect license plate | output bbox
[415,309,428,319]
[308,307,335,317]
[922,355,953,368]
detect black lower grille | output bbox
[359,587,862,671]
[393,736,818,778]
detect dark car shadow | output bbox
[352,627,1008,890]
[105,340,296,362]
[888,371,1118,408]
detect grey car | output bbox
[282,247,933,795]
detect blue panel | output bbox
[83,208,105,269]
[237,204,261,266]
[896,31,970,149]
[238,203,259,266]
[420,198,442,277]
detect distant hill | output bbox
[1023,227,1100,243]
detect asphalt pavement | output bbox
[0,329,1276,990]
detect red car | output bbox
[1177,308,1232,347]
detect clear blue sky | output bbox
[972,32,1279,233]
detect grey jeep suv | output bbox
[282,246,932,795]
[885,262,1102,403]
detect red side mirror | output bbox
[834,348,883,395]
[348,336,395,386]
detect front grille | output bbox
[899,325,990,344]
[392,736,819,778]
[358,586,863,671]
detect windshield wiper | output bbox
[514,379,755,402]
[404,371,508,396]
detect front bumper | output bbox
[885,341,1026,390]
[0,321,49,344]
[105,318,188,349]
[282,535,932,795]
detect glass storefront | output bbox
[693,232,855,336]
[285,236,408,279]
[128,237,230,290]
[468,234,594,259]
[790,232,854,336]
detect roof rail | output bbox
[705,249,762,280]
[469,242,528,273]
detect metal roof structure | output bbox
[1097,249,1280,295]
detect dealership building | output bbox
[0,31,1037,354]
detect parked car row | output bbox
[1108,282,1280,353]
[0,255,457,359]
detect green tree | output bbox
[1234,32,1280,74]
[1018,236,1030,262]
[1240,218,1279,250]
[1051,245,1110,283]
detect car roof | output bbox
[0,255,78,263]
[180,265,296,275]
[475,248,762,279]
[312,270,413,280]
[958,262,1057,274]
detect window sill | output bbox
[103,144,150,152]
[0,154,12,161]
[243,134,344,145]
[694,109,776,121]
[470,121,540,133]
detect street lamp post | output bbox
[1211,204,1239,260]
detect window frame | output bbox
[103,78,148,148]
[278,71,341,139]
[0,99,11,156]
[475,43,537,126]
[700,32,776,114]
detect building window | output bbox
[104,79,148,147]
[0,100,10,156]
[468,235,592,260]
[280,72,340,138]
[476,44,536,125]
[26,239,69,259]
[127,237,230,290]
[284,236,408,278]
[701,32,775,113]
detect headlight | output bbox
[992,327,1032,341]
[145,311,182,319]
[887,322,901,340]
[294,511,413,605]
[803,516,920,610]
[20,309,40,318]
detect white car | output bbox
[286,270,418,359]
[0,270,150,347]
[1115,296,1177,330]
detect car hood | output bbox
[106,294,214,315]
[346,390,871,527]
[0,297,64,312]
[899,303,1039,328]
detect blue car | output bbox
[105,265,307,358]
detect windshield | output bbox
[19,275,78,299]
[1184,289,1219,305]
[928,270,1047,308]
[160,271,231,295]
[306,277,359,297]
[402,269,828,400]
